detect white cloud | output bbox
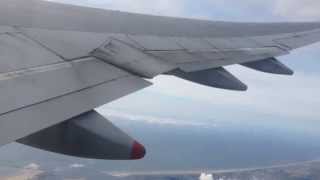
[107,171,131,177]
[48,0,320,21]
[199,173,214,180]
[47,0,187,17]
[273,0,320,20]
[24,163,40,170]
[69,163,85,168]
[99,109,217,128]
[147,64,320,120]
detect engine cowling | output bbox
[17,110,146,160]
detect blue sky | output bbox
[50,0,320,129]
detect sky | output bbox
[48,0,320,21]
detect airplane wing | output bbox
[0,0,320,160]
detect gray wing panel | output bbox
[20,28,109,60]
[153,31,320,72]
[0,58,129,115]
[107,34,289,71]
[173,37,213,51]
[0,26,18,34]
[0,60,151,146]
[92,39,175,78]
[152,47,287,72]
[273,29,320,49]
[128,35,184,51]
[206,38,259,49]
[0,30,63,73]
[13,27,317,75]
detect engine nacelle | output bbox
[17,110,146,160]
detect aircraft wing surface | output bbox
[0,0,319,160]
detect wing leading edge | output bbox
[0,0,319,160]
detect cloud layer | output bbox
[274,0,320,20]
[99,109,217,128]
[47,0,187,17]
[147,64,320,120]
[199,173,213,180]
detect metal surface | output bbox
[93,39,175,78]
[0,59,151,147]
[0,58,128,115]
[178,47,288,72]
[174,37,214,51]
[206,38,258,49]
[249,34,291,50]
[18,110,146,160]
[274,29,320,49]
[21,28,108,60]
[128,35,184,51]
[0,26,18,34]
[169,68,248,91]
[241,58,294,75]
[0,32,63,73]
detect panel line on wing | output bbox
[0,58,98,81]
[0,73,131,117]
[16,29,67,61]
[0,75,151,147]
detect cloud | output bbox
[69,163,85,168]
[107,171,131,177]
[147,65,320,120]
[48,0,320,21]
[0,163,43,180]
[273,0,320,20]
[99,109,217,128]
[24,163,40,170]
[47,0,188,17]
[199,173,214,180]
